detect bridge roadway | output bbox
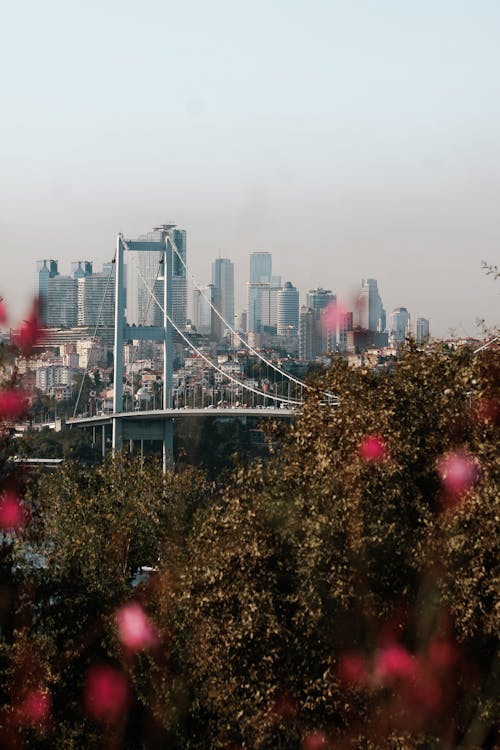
[67,407,297,448]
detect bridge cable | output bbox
[167,234,337,402]
[128,252,303,405]
[73,257,116,417]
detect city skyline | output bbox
[2,1,499,338]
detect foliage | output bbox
[0,294,498,748]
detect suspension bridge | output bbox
[67,225,337,470]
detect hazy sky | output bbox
[2,0,499,337]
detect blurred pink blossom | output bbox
[359,434,387,463]
[0,493,26,530]
[302,730,329,749]
[84,664,130,724]
[0,389,29,420]
[18,689,51,725]
[321,300,350,333]
[437,451,479,502]
[375,643,416,681]
[338,651,369,686]
[11,302,42,355]
[0,299,7,326]
[116,602,158,651]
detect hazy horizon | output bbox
[2,0,499,338]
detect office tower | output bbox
[415,317,430,344]
[306,288,336,355]
[250,252,272,283]
[171,228,188,332]
[277,282,299,336]
[356,278,385,332]
[389,307,411,346]
[35,260,58,325]
[193,285,215,336]
[77,269,115,327]
[337,310,353,352]
[247,282,269,333]
[212,258,235,340]
[269,276,282,328]
[299,306,315,360]
[127,225,186,329]
[46,275,78,328]
[71,261,93,279]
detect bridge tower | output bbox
[113,225,175,471]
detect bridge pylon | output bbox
[112,225,175,471]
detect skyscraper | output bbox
[306,288,336,355]
[414,317,430,344]
[356,278,385,332]
[299,306,315,360]
[77,269,115,328]
[249,252,272,283]
[128,225,187,331]
[171,228,187,332]
[389,307,410,347]
[35,259,58,325]
[277,282,299,336]
[46,275,78,328]
[71,261,93,279]
[193,285,215,336]
[212,258,235,340]
[247,282,270,333]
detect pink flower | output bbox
[375,643,416,681]
[116,603,157,651]
[84,664,130,724]
[0,493,26,531]
[359,434,387,462]
[302,730,329,749]
[0,299,7,326]
[18,689,51,725]
[0,389,29,420]
[11,302,42,355]
[338,651,369,686]
[437,452,478,503]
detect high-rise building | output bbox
[193,285,215,336]
[306,288,336,355]
[71,261,93,279]
[127,225,187,331]
[46,275,78,328]
[414,317,430,344]
[247,282,269,333]
[389,307,410,347]
[212,258,235,340]
[277,282,299,336]
[35,259,58,325]
[77,269,115,328]
[299,306,315,360]
[356,278,385,332]
[171,228,187,332]
[250,252,272,283]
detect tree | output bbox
[170,343,499,749]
